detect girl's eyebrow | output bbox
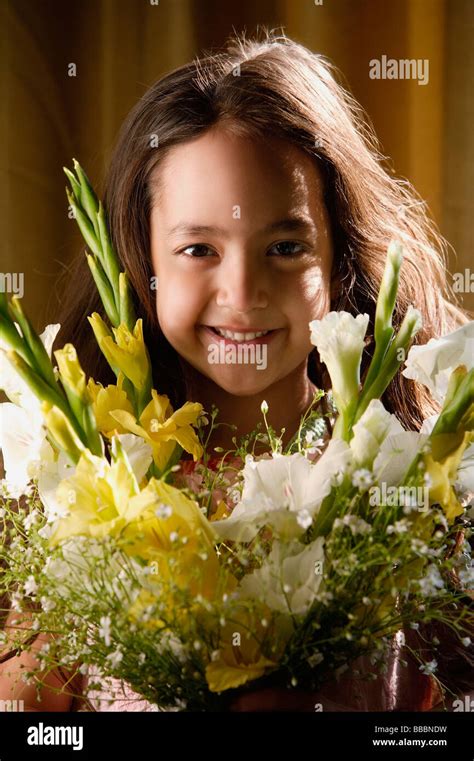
[166,215,316,239]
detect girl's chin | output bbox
[205,369,274,396]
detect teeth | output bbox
[214,328,270,341]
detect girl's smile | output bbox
[200,324,282,344]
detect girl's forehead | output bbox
[151,126,326,216]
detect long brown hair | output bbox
[56,29,467,429]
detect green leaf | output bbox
[63,167,81,203]
[9,297,58,388]
[97,202,121,295]
[73,158,100,237]
[86,255,119,326]
[363,241,403,394]
[66,188,101,258]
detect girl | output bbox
[1,30,471,711]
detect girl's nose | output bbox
[215,255,269,312]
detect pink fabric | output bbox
[78,630,439,712]
[80,666,160,712]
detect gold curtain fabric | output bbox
[1,0,473,324]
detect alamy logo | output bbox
[369,55,429,86]
[452,696,474,712]
[0,272,24,298]
[27,722,84,751]
[208,341,267,370]
[369,483,429,512]
[0,699,24,711]
[453,268,474,293]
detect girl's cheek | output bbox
[156,274,206,335]
[290,266,331,317]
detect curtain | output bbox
[1,0,472,325]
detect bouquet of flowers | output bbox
[0,162,473,711]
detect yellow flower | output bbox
[88,313,151,391]
[205,604,285,692]
[87,373,134,438]
[209,500,232,522]
[424,431,474,522]
[111,391,203,472]
[49,450,139,545]
[121,478,224,600]
[54,344,87,401]
[128,589,168,631]
[41,402,85,464]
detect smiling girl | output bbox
[1,30,471,711]
[148,126,332,453]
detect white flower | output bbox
[402,321,474,404]
[23,576,38,596]
[420,415,437,435]
[39,643,50,659]
[153,630,187,663]
[238,537,325,616]
[350,400,404,469]
[333,514,371,535]
[296,509,313,530]
[40,596,56,613]
[373,431,428,487]
[458,564,474,588]
[386,519,408,535]
[99,616,112,647]
[35,440,75,522]
[10,591,23,611]
[0,324,61,497]
[24,509,41,531]
[212,441,351,541]
[309,312,369,410]
[418,564,445,596]
[307,651,324,668]
[454,442,474,515]
[0,403,45,498]
[114,434,153,483]
[419,659,437,676]
[42,555,70,581]
[305,437,326,457]
[351,468,374,491]
[0,323,60,409]
[155,502,173,519]
[106,649,123,669]
[38,523,53,540]
[461,637,471,647]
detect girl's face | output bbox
[150,126,333,396]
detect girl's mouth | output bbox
[201,325,279,344]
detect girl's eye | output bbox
[179,244,215,258]
[177,241,307,258]
[267,241,306,257]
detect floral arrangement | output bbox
[0,162,473,711]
